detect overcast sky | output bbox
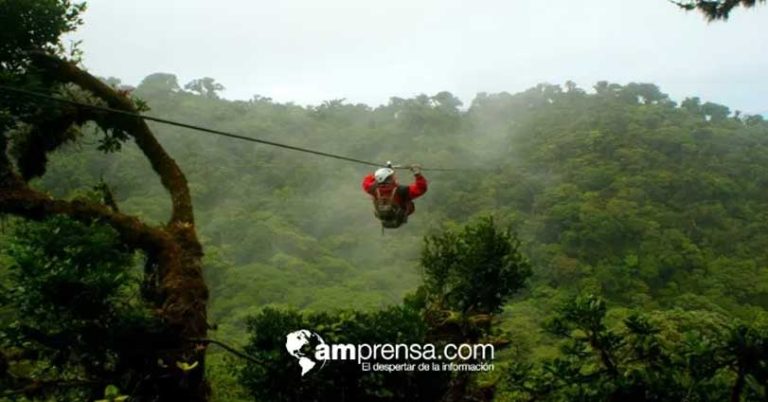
[68,0,767,114]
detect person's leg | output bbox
[405,202,415,216]
[399,202,414,224]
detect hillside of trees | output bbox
[2,1,768,401]
[5,71,768,400]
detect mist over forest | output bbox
[2,1,768,401]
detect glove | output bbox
[410,164,422,175]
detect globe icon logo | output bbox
[285,329,328,376]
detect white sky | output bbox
[69,0,767,114]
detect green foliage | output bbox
[421,217,531,314]
[95,384,129,402]
[0,217,158,401]
[5,69,768,400]
[185,77,225,99]
[5,216,133,320]
[506,294,768,401]
[238,219,529,402]
[136,73,182,98]
[674,0,765,20]
[0,0,86,71]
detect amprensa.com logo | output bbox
[285,329,496,377]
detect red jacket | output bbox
[362,173,428,213]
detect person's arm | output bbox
[408,165,427,199]
[362,174,376,194]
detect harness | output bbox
[372,184,409,228]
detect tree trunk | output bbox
[731,366,745,402]
[155,226,210,401]
[2,53,211,401]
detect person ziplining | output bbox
[0,85,493,231]
[362,163,428,229]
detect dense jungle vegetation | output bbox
[2,1,768,401]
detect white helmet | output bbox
[374,167,395,183]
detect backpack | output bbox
[372,185,407,228]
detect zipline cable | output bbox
[0,85,484,172]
